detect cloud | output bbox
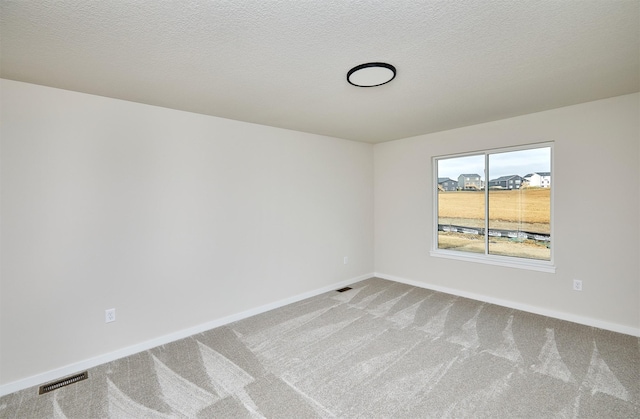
[436,147,550,181]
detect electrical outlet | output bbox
[105,308,116,323]
[573,279,583,291]
[343,256,348,265]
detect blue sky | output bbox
[437,147,550,181]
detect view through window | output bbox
[435,144,552,262]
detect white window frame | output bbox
[430,142,555,273]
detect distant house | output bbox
[438,177,458,191]
[488,175,524,190]
[457,174,483,190]
[523,172,551,188]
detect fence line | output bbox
[438,224,550,242]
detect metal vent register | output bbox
[39,371,88,394]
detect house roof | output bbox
[438,177,455,183]
[524,172,551,178]
[1,1,638,143]
[490,175,522,182]
[459,174,481,178]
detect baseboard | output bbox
[374,272,640,337]
[0,273,374,398]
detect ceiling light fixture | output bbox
[347,62,396,87]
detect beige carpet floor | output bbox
[1,277,639,418]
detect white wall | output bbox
[0,80,374,387]
[375,93,640,334]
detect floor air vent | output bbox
[336,287,353,293]
[39,371,88,394]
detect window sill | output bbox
[430,249,556,273]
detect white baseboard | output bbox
[0,273,374,397]
[375,272,640,337]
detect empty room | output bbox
[1,1,639,418]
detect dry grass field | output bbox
[437,188,551,260]
[437,233,551,260]
[438,188,550,223]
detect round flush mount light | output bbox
[347,62,396,87]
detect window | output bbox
[432,143,553,272]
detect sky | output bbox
[437,147,551,181]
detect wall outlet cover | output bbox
[105,308,116,323]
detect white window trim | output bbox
[431,142,555,273]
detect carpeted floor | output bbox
[1,277,639,418]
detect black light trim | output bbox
[347,62,396,87]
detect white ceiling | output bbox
[1,1,638,143]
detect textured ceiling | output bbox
[1,1,638,143]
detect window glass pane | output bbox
[437,155,485,254]
[487,147,551,260]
